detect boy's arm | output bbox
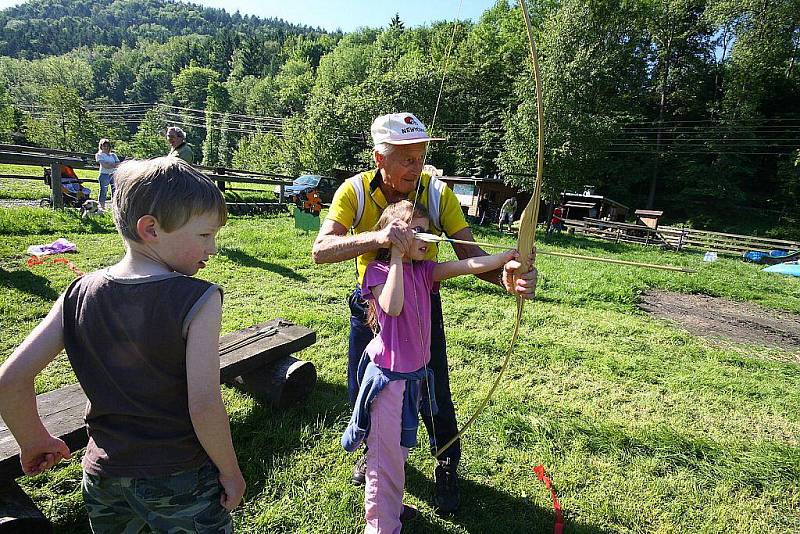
[434,250,518,282]
[0,295,72,475]
[186,290,245,511]
[375,248,404,316]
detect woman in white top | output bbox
[95,138,120,209]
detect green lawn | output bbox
[0,206,798,533]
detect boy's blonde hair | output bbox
[112,157,227,242]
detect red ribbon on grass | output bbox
[27,256,85,277]
[533,464,564,534]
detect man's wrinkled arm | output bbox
[312,219,381,264]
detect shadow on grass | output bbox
[218,247,308,282]
[47,378,626,533]
[0,267,59,300]
[404,463,612,533]
[229,377,351,499]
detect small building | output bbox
[559,189,629,222]
[438,174,543,222]
[634,209,664,229]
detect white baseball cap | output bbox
[370,113,445,145]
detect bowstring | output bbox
[409,0,464,461]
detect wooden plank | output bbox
[0,144,93,160]
[193,163,291,180]
[0,152,89,169]
[218,319,315,382]
[0,319,315,480]
[0,175,42,180]
[0,480,52,532]
[50,164,62,209]
[661,226,800,248]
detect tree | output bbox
[0,83,16,143]
[25,86,117,152]
[202,81,232,166]
[172,66,219,109]
[642,0,716,208]
[501,0,648,204]
[232,132,290,174]
[274,58,314,114]
[389,13,405,30]
[117,108,169,158]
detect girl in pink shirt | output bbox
[356,200,516,533]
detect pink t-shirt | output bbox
[362,260,438,373]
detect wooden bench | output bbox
[0,319,316,532]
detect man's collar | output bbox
[369,169,383,193]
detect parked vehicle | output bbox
[282,174,340,205]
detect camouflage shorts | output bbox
[82,461,233,533]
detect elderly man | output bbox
[312,112,536,514]
[166,126,194,164]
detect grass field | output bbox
[0,205,798,533]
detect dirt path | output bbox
[638,290,800,353]
[0,199,39,208]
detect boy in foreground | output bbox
[0,157,245,533]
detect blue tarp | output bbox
[763,262,800,277]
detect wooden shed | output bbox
[634,209,664,229]
[560,192,629,222]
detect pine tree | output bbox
[389,13,404,30]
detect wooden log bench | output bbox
[0,319,316,532]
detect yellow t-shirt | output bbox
[327,170,470,284]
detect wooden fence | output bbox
[0,144,292,210]
[564,218,799,255]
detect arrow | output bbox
[414,232,696,273]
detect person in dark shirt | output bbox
[166,126,195,164]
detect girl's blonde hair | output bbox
[366,200,430,332]
[98,138,111,151]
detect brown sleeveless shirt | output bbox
[62,270,221,477]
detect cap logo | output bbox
[404,116,417,125]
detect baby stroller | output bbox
[39,165,92,208]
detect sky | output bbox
[0,1,498,32]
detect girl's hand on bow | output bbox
[502,248,537,299]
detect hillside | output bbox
[0,0,323,58]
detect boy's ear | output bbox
[136,215,160,242]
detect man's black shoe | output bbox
[351,452,367,486]
[433,460,460,514]
[400,504,419,522]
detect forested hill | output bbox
[0,0,323,58]
[0,1,797,238]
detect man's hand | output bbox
[502,248,537,299]
[390,240,408,260]
[20,434,71,475]
[219,470,246,511]
[376,218,414,251]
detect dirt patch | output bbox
[638,290,800,353]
